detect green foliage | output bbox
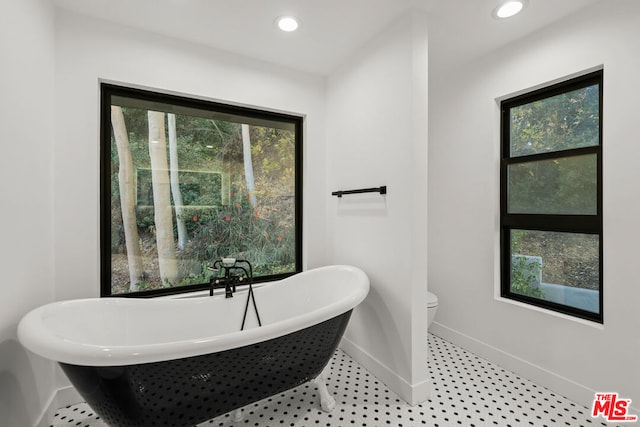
[251,126,295,183]
[508,154,597,214]
[507,83,600,216]
[174,262,216,287]
[511,229,526,248]
[511,230,599,291]
[180,184,295,280]
[510,255,545,299]
[510,84,599,157]
[505,80,601,297]
[109,105,298,292]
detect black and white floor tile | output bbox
[51,334,622,426]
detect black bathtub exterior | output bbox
[60,310,352,427]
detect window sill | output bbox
[157,282,270,300]
[495,296,604,330]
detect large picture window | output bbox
[101,84,302,297]
[500,70,603,322]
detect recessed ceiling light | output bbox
[493,0,528,19]
[276,16,299,32]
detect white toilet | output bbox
[427,291,438,329]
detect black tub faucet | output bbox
[209,258,251,298]
[209,276,236,298]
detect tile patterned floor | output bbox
[51,333,622,426]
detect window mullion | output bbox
[502,214,600,233]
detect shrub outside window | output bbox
[500,71,603,323]
[100,83,302,297]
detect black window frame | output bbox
[100,83,303,298]
[500,70,603,323]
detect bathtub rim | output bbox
[17,265,369,366]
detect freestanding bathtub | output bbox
[18,265,369,427]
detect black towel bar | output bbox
[331,186,387,198]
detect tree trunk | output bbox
[168,113,188,250]
[241,124,257,208]
[111,106,144,292]
[148,111,178,286]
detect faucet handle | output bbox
[222,257,236,267]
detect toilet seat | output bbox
[427,291,438,308]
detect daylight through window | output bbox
[500,70,603,322]
[101,84,302,297]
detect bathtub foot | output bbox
[233,408,243,422]
[314,365,336,412]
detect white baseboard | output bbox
[56,385,83,407]
[339,336,431,406]
[35,392,59,427]
[429,322,640,416]
[34,386,82,427]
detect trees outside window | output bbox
[101,84,302,297]
[500,70,603,323]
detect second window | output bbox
[500,70,603,323]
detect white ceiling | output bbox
[52,0,604,76]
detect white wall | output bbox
[429,0,640,412]
[53,9,327,386]
[326,12,429,405]
[0,0,57,426]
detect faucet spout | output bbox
[209,276,236,298]
[210,258,244,298]
[225,279,234,298]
